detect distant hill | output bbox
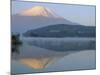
[23,24,96,37]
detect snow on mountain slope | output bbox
[18,6,59,18]
[12,6,79,33]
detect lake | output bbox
[11,37,96,74]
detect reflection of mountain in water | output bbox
[19,56,64,69]
[11,50,96,74]
[12,42,70,69]
[12,38,96,69]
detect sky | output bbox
[12,1,96,26]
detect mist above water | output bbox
[22,37,96,51]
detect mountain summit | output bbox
[18,6,59,18]
[12,6,79,33]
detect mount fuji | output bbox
[12,6,79,33]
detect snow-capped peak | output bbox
[18,6,60,18]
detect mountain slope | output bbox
[18,6,59,18]
[23,24,96,37]
[12,6,79,33]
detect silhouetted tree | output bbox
[11,33,22,54]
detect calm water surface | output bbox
[11,37,96,74]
